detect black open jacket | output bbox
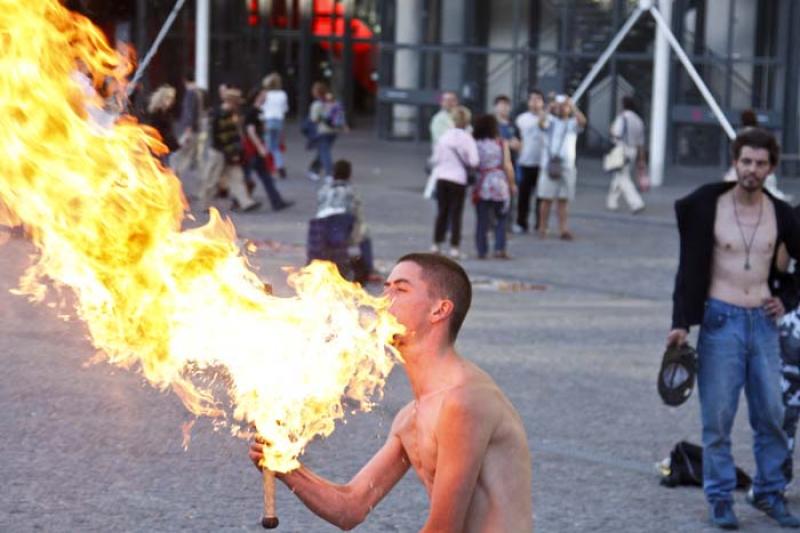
[671,182,800,330]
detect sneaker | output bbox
[430,244,441,254]
[709,500,739,530]
[494,250,512,260]
[307,171,320,181]
[511,223,527,234]
[750,493,800,528]
[449,248,461,260]
[242,201,262,213]
[559,230,574,241]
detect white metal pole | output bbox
[649,5,736,140]
[572,7,645,102]
[648,0,671,187]
[196,0,211,90]
[128,0,188,95]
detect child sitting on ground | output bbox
[314,159,382,284]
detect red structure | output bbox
[270,0,376,93]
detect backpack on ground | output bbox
[658,441,752,490]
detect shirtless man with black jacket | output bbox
[668,128,800,529]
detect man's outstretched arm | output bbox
[421,390,495,533]
[249,409,411,530]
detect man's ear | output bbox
[430,299,454,325]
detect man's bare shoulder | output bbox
[389,401,416,435]
[440,369,507,421]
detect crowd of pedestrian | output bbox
[425,88,592,260]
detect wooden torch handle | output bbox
[261,468,279,529]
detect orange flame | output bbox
[0,0,403,472]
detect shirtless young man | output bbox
[667,128,800,529]
[250,253,532,532]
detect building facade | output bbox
[76,0,800,173]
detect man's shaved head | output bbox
[396,253,472,342]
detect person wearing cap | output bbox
[667,128,800,529]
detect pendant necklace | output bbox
[732,193,764,271]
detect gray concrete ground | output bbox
[2,125,800,532]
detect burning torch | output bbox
[256,284,279,529]
[261,467,279,529]
[253,432,279,529]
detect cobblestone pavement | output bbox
[3,126,800,532]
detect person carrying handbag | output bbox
[429,106,479,259]
[536,95,586,240]
[472,115,516,259]
[606,97,646,213]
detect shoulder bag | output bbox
[603,115,628,173]
[546,120,570,180]
[448,143,479,186]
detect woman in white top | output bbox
[261,72,289,178]
[537,95,586,240]
[430,106,479,259]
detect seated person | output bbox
[314,159,381,284]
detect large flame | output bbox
[0,0,403,472]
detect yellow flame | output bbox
[0,0,403,472]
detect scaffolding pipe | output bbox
[571,7,645,102]
[128,0,189,95]
[648,5,736,140]
[649,0,671,187]
[196,0,211,90]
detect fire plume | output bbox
[0,0,403,472]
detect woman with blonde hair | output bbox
[260,72,289,178]
[145,84,178,158]
[429,105,478,259]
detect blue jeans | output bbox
[246,154,286,210]
[475,200,507,257]
[310,133,336,177]
[697,298,788,503]
[265,119,284,170]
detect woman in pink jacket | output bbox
[429,106,479,259]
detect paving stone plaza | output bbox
[3,128,800,532]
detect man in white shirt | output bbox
[514,90,547,233]
[606,96,645,213]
